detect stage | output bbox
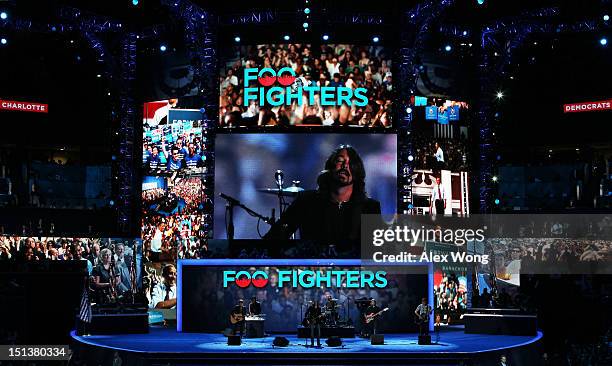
[71,325,543,365]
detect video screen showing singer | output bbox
[263,145,381,248]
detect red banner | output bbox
[563,99,612,113]
[0,99,48,113]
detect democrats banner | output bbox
[449,105,460,121]
[425,106,438,120]
[437,109,449,125]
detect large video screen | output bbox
[180,263,428,333]
[214,133,397,240]
[219,44,393,128]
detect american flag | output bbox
[78,286,92,323]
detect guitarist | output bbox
[304,301,323,348]
[230,299,247,338]
[364,299,381,337]
[414,297,432,336]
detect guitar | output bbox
[302,313,325,327]
[229,313,245,324]
[365,307,389,324]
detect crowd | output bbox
[141,177,209,261]
[143,128,207,174]
[433,271,468,324]
[219,44,393,127]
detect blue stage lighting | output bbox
[200,107,206,114]
[283,35,290,41]
[477,0,485,5]
[603,15,609,21]
[372,36,380,43]
[160,44,167,52]
[494,198,500,205]
[304,8,310,14]
[234,36,241,42]
[0,12,7,20]
[322,34,329,41]
[132,0,139,5]
[0,38,6,45]
[600,37,608,46]
[444,45,452,52]
[303,22,309,28]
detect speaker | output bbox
[272,336,289,347]
[418,335,431,345]
[325,336,343,347]
[227,335,241,346]
[371,334,384,345]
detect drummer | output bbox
[325,294,339,326]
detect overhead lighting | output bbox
[0,38,6,45]
[132,0,139,5]
[234,36,241,43]
[322,34,329,41]
[444,45,452,52]
[304,8,310,14]
[372,36,380,43]
[160,44,167,52]
[302,22,309,29]
[604,15,609,21]
[600,37,608,46]
[496,91,504,99]
[0,12,7,20]
[283,35,290,41]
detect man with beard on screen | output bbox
[264,145,381,251]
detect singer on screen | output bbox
[264,145,380,248]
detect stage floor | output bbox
[72,326,542,358]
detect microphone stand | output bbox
[220,193,275,241]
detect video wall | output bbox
[219,44,393,128]
[179,261,429,333]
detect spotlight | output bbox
[109,200,115,206]
[304,8,310,14]
[496,91,504,99]
[600,37,608,46]
[200,107,206,114]
[283,35,290,41]
[408,155,414,162]
[96,74,102,78]
[160,44,167,52]
[0,12,7,20]
[406,107,412,114]
[604,15,609,21]
[444,45,452,52]
[477,0,485,5]
[494,198,500,205]
[0,38,6,45]
[492,176,498,182]
[132,0,139,5]
[234,36,241,43]
[462,30,468,36]
[372,36,380,43]
[322,34,329,41]
[303,22,309,29]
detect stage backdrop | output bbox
[178,259,431,334]
[213,133,397,239]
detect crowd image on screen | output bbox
[413,138,469,172]
[433,271,467,325]
[219,44,393,128]
[143,121,207,175]
[0,236,142,303]
[141,177,209,261]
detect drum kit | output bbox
[301,299,350,328]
